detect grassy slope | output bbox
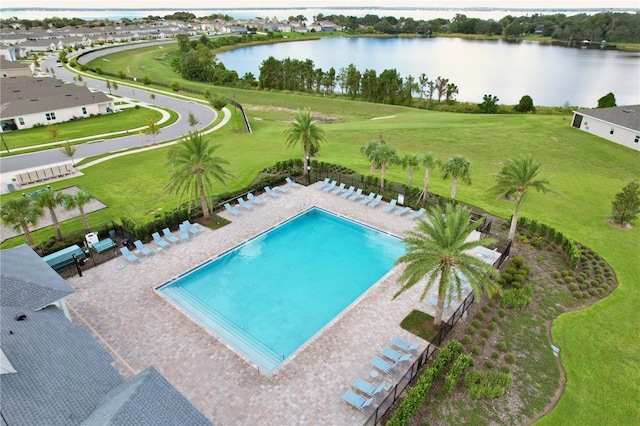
[6,48,640,424]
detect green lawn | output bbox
[3,51,640,425]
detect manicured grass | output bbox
[0,106,163,151]
[400,310,437,342]
[2,53,639,424]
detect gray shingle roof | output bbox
[0,57,29,70]
[82,366,212,426]
[0,244,74,310]
[574,104,640,132]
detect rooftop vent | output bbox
[15,314,27,321]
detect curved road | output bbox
[0,44,217,174]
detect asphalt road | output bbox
[0,45,217,173]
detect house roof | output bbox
[0,76,111,119]
[81,367,212,426]
[0,57,29,70]
[574,104,640,132]
[0,244,74,310]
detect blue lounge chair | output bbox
[348,188,363,201]
[133,240,154,257]
[331,183,346,195]
[381,346,405,363]
[182,220,203,235]
[119,247,140,264]
[162,227,180,244]
[224,202,242,215]
[237,197,254,211]
[152,232,170,249]
[341,186,355,198]
[368,194,383,208]
[342,389,374,413]
[322,180,337,192]
[352,378,391,397]
[179,223,190,242]
[371,356,394,375]
[408,208,425,220]
[247,192,265,205]
[317,177,330,189]
[274,186,289,194]
[264,186,280,198]
[394,206,411,216]
[384,199,397,213]
[360,192,375,205]
[285,177,302,188]
[390,336,420,352]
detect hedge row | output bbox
[516,216,581,269]
[386,340,463,426]
[443,354,473,395]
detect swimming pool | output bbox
[157,207,405,372]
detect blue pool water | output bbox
[157,207,405,372]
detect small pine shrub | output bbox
[598,288,606,295]
[514,273,527,283]
[496,341,508,352]
[491,351,500,359]
[482,305,491,313]
[491,315,499,323]
[485,360,495,369]
[530,236,545,248]
[472,346,481,355]
[502,272,513,283]
[511,280,522,289]
[500,284,534,309]
[498,309,506,318]
[475,312,485,321]
[575,276,584,284]
[589,288,599,297]
[556,277,565,284]
[572,291,582,298]
[564,276,574,283]
[467,326,477,335]
[481,330,490,339]
[506,266,518,275]
[511,256,524,268]
[501,365,511,374]
[464,371,512,399]
[462,335,472,345]
[472,319,482,328]
[568,283,579,291]
[561,270,571,277]
[552,271,561,279]
[479,338,487,347]
[488,322,497,331]
[504,353,516,363]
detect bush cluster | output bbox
[463,371,513,399]
[500,283,534,309]
[443,354,473,395]
[516,216,581,268]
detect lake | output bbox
[218,37,640,107]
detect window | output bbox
[45,112,56,121]
[18,118,24,125]
[82,107,87,115]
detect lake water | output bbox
[218,37,640,107]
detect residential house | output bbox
[0,46,18,62]
[572,105,640,151]
[0,58,32,78]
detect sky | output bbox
[2,0,638,9]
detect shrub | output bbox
[491,351,500,359]
[488,322,497,331]
[500,284,534,309]
[511,256,524,268]
[514,273,527,283]
[472,319,482,328]
[482,305,491,313]
[479,338,487,347]
[471,346,481,355]
[564,276,574,283]
[443,354,473,395]
[491,315,499,323]
[530,236,545,249]
[485,360,495,369]
[515,235,529,244]
[498,309,506,318]
[552,271,561,279]
[464,371,512,399]
[481,330,490,339]
[466,326,476,335]
[501,365,511,374]
[496,341,508,352]
[501,272,513,283]
[475,312,485,321]
[504,353,516,363]
[561,270,571,277]
[568,283,579,291]
[462,335,472,345]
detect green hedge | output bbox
[443,354,473,395]
[463,370,513,399]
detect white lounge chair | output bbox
[237,197,254,210]
[381,346,405,363]
[342,389,374,413]
[408,208,425,220]
[162,227,180,244]
[285,177,302,188]
[152,232,170,249]
[224,202,242,215]
[348,188,363,201]
[368,194,383,208]
[341,186,355,198]
[352,378,391,398]
[322,180,337,192]
[394,206,411,216]
[182,220,203,235]
[133,240,155,256]
[360,192,375,205]
[247,192,265,205]
[264,186,280,198]
[384,199,397,213]
[331,183,346,195]
[274,186,289,194]
[317,177,330,189]
[119,247,140,264]
[390,336,420,352]
[179,223,190,242]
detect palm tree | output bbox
[489,154,554,241]
[34,188,65,241]
[401,153,420,187]
[166,131,232,218]
[421,152,441,202]
[361,139,383,176]
[0,197,43,247]
[442,155,472,200]
[371,143,400,191]
[63,189,95,232]
[283,109,327,177]
[393,204,500,326]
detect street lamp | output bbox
[306,155,310,185]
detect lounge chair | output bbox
[237,197,254,211]
[381,346,405,363]
[224,202,242,215]
[372,354,412,375]
[331,183,346,195]
[179,223,190,242]
[348,188,363,201]
[247,192,265,205]
[152,232,170,249]
[340,186,355,198]
[352,378,391,397]
[274,186,290,194]
[322,180,337,192]
[285,177,302,188]
[182,220,203,235]
[119,247,140,264]
[408,208,425,220]
[359,192,375,205]
[394,206,411,216]
[264,186,280,198]
[384,199,397,213]
[368,194,383,208]
[162,227,181,244]
[317,177,330,189]
[133,240,155,256]
[342,389,374,413]
[390,336,420,352]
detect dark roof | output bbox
[81,367,212,426]
[0,244,74,310]
[574,104,640,132]
[0,57,29,70]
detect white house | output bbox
[572,105,640,151]
[0,58,32,78]
[0,76,113,132]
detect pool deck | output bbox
[66,183,485,425]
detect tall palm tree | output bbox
[63,189,95,232]
[489,154,554,241]
[361,139,383,176]
[371,143,400,191]
[421,152,441,202]
[283,109,327,177]
[0,197,43,247]
[166,131,232,218]
[34,188,65,241]
[442,155,472,200]
[394,204,500,326]
[401,153,420,187]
